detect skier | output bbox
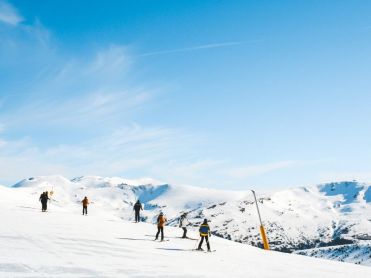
[39,192,44,211]
[197,219,211,251]
[133,200,143,222]
[179,212,189,238]
[81,196,89,215]
[39,191,50,212]
[155,212,167,241]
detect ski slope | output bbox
[0,185,371,277]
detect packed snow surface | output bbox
[0,188,370,278]
[1,175,371,276]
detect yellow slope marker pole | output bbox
[251,190,270,250]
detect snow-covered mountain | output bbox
[5,175,371,266]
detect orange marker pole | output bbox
[251,190,270,250]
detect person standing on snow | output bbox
[179,212,189,238]
[133,200,143,222]
[39,192,45,211]
[197,219,211,251]
[39,191,50,212]
[155,212,167,241]
[81,196,89,215]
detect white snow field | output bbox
[1,180,371,277]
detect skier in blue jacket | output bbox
[197,219,211,251]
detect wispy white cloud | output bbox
[139,41,247,57]
[0,123,5,133]
[85,45,132,76]
[2,42,152,129]
[0,1,23,25]
[227,161,299,179]
[8,88,152,129]
[0,124,199,185]
[318,170,371,184]
[152,159,225,186]
[0,136,6,147]
[0,15,176,184]
[0,15,201,184]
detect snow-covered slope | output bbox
[295,242,371,266]
[11,175,246,222]
[5,176,371,267]
[1,189,370,277]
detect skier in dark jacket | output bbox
[179,213,189,238]
[39,191,50,212]
[197,219,211,251]
[39,192,44,211]
[133,200,143,222]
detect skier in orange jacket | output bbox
[81,196,89,215]
[155,212,167,241]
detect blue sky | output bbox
[1,0,371,189]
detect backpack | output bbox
[199,224,209,236]
[158,215,166,227]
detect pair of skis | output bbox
[192,249,216,253]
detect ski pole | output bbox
[194,235,201,250]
